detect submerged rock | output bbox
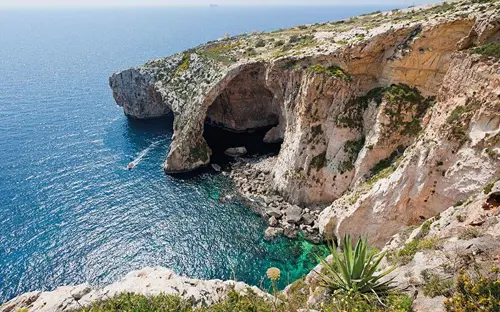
[264,227,284,240]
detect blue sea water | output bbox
[0,5,397,303]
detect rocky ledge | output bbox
[0,267,269,312]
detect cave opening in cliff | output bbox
[203,65,283,166]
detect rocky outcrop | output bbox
[0,267,269,312]
[109,0,500,247]
[318,51,500,247]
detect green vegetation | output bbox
[370,147,406,179]
[458,227,481,240]
[421,269,454,298]
[483,177,499,194]
[255,38,266,48]
[390,236,441,265]
[336,84,432,133]
[198,41,241,65]
[445,98,481,145]
[174,53,191,76]
[274,39,285,47]
[75,293,192,312]
[338,136,365,173]
[189,141,209,163]
[387,217,442,265]
[444,268,500,312]
[469,42,500,58]
[336,87,384,129]
[309,151,327,173]
[70,233,413,312]
[307,64,352,82]
[316,235,396,295]
[309,124,324,143]
[321,291,413,312]
[363,149,405,189]
[382,84,433,137]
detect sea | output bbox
[0,5,397,302]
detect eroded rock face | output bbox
[109,1,500,245]
[206,64,280,131]
[0,267,269,312]
[109,68,170,119]
[319,53,500,247]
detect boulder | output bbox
[224,147,247,157]
[285,205,303,224]
[302,213,315,226]
[266,208,283,218]
[269,216,278,226]
[264,227,283,240]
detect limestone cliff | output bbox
[110,0,499,247]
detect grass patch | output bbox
[469,42,500,58]
[458,227,481,240]
[421,269,454,298]
[307,64,352,82]
[389,236,441,265]
[198,41,241,65]
[174,53,191,76]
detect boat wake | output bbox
[127,139,165,170]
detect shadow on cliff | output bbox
[203,123,282,166]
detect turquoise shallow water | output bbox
[0,5,396,302]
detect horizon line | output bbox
[0,3,424,9]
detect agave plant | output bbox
[316,234,396,295]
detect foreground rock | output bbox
[0,267,269,312]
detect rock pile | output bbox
[229,157,323,243]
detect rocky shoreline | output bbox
[226,155,324,244]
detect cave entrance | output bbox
[203,65,283,167]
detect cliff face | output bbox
[110,0,499,247]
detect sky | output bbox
[0,0,438,8]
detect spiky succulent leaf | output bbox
[315,234,396,296]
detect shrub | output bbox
[274,39,285,47]
[175,53,191,76]
[315,235,396,295]
[483,177,499,194]
[76,292,193,312]
[255,38,266,48]
[469,42,500,58]
[307,64,352,82]
[289,35,300,43]
[458,227,480,240]
[391,236,441,265]
[321,291,413,312]
[444,269,500,312]
[421,269,454,297]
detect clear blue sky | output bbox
[0,0,440,8]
